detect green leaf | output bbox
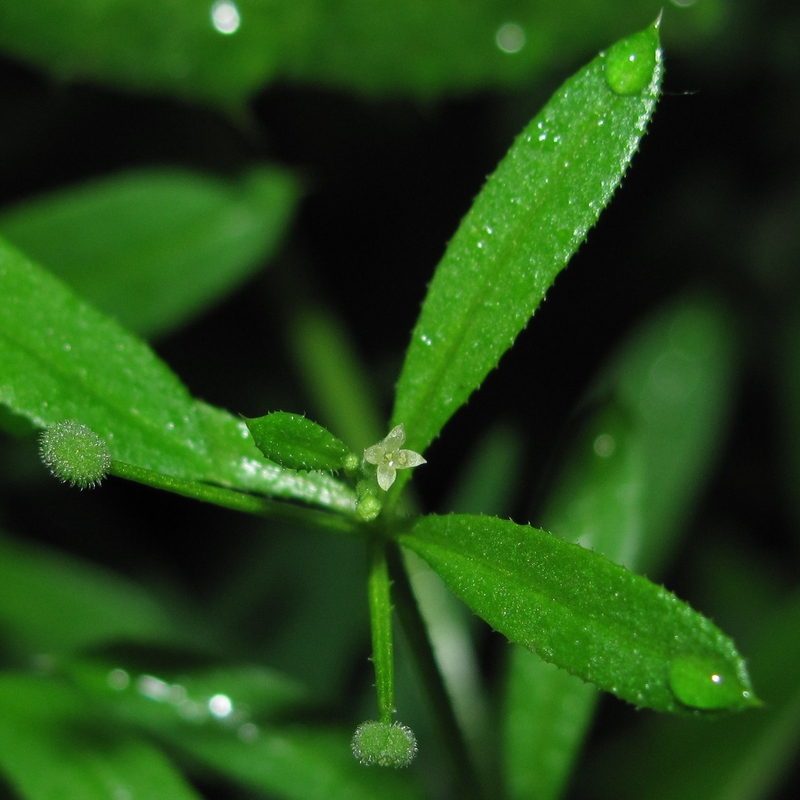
[502,295,741,799]
[0,167,298,338]
[0,532,173,654]
[246,411,352,472]
[503,652,597,800]
[445,423,523,516]
[397,514,757,713]
[391,22,663,458]
[0,0,279,108]
[67,653,309,733]
[0,1,717,104]
[174,725,426,800]
[544,295,740,574]
[0,674,201,800]
[0,240,356,514]
[70,653,425,800]
[0,237,207,476]
[585,588,800,800]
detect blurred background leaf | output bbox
[502,294,741,800]
[0,531,176,655]
[0,1,721,107]
[0,166,298,339]
[0,675,202,800]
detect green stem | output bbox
[387,542,485,800]
[108,461,359,534]
[366,535,395,724]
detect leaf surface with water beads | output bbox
[396,513,758,714]
[0,240,356,514]
[391,22,663,463]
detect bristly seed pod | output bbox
[351,720,418,768]
[39,420,111,489]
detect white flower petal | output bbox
[382,424,406,451]
[363,444,383,465]
[396,450,426,469]
[377,463,397,491]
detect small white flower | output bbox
[364,424,426,491]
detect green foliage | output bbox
[0,167,298,338]
[501,295,740,800]
[0,3,791,798]
[246,411,352,472]
[0,676,202,800]
[0,533,174,653]
[0,241,356,513]
[0,1,717,106]
[398,514,756,714]
[391,20,661,459]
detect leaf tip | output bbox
[604,23,662,96]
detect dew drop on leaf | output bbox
[669,655,753,710]
[604,25,660,96]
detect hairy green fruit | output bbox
[351,720,418,768]
[39,420,111,489]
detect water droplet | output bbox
[669,655,751,710]
[210,1,241,34]
[604,24,660,96]
[495,22,526,54]
[593,433,615,458]
[107,668,130,691]
[238,722,259,742]
[137,674,170,702]
[209,693,234,718]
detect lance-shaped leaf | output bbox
[246,412,352,471]
[0,240,356,514]
[66,657,425,800]
[0,1,715,106]
[0,167,297,339]
[391,23,663,457]
[0,675,201,800]
[502,295,741,800]
[396,514,757,714]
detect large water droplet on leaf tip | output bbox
[669,655,754,710]
[604,26,660,96]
